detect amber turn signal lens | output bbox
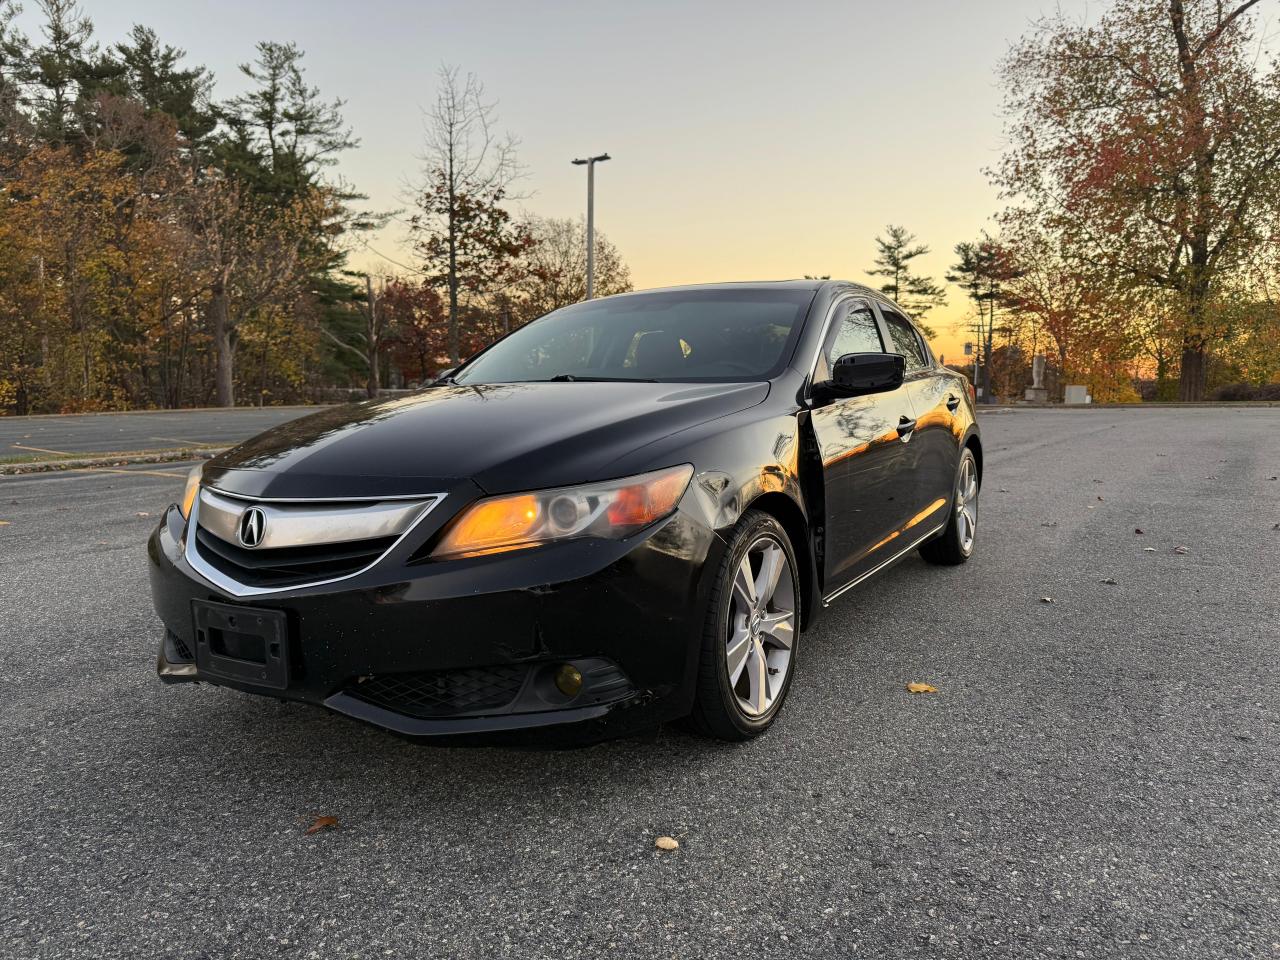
[179,465,203,520]
[434,494,540,557]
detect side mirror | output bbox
[816,352,905,400]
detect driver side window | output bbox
[814,302,884,382]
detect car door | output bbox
[876,302,958,528]
[808,297,921,590]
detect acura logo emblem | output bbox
[237,507,267,548]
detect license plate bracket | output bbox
[192,600,290,690]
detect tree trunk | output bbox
[1178,340,1207,402]
[210,278,235,407]
[366,275,380,398]
[447,225,460,366]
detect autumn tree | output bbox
[411,65,529,365]
[994,0,1280,400]
[514,215,631,320]
[948,237,1019,402]
[866,224,944,336]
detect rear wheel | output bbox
[688,510,800,741]
[919,447,978,566]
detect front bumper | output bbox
[148,497,721,744]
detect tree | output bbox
[514,215,631,320]
[948,237,1018,402]
[866,224,944,336]
[410,65,527,365]
[994,0,1280,400]
[380,277,446,384]
[112,26,215,159]
[24,0,96,145]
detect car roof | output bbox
[599,279,887,300]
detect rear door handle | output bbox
[896,416,917,439]
[946,394,961,412]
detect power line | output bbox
[356,239,421,274]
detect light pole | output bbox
[571,153,610,299]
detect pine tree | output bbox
[866,225,945,337]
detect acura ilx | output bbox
[149,281,981,743]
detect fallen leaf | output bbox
[999,487,1010,493]
[304,815,339,836]
[1039,597,1054,604]
[906,682,938,694]
[1134,528,1144,535]
[1173,545,1189,555]
[134,512,150,518]
[1099,578,1117,585]
[655,836,679,851]
[0,520,9,526]
[1143,547,1156,552]
[1040,521,1058,528]
[1097,496,1104,501]
[1273,523,1280,530]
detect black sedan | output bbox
[149,281,981,743]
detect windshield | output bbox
[454,288,816,384]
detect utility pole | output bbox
[571,153,610,299]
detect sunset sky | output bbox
[30,0,1108,361]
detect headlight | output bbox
[432,464,694,560]
[179,463,203,520]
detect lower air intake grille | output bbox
[194,525,395,589]
[351,666,529,718]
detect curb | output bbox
[0,448,228,476]
[977,401,1280,411]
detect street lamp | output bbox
[571,153,610,299]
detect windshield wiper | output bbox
[546,374,659,383]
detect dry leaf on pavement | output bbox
[1039,597,1054,604]
[655,836,679,851]
[1143,547,1156,552]
[1134,528,1144,535]
[906,682,938,694]
[1173,545,1189,555]
[304,815,339,836]
[1100,578,1117,585]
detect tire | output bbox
[687,509,801,741]
[919,446,979,566]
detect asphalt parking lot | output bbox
[0,406,315,460]
[1,407,1277,959]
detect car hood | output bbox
[204,381,770,500]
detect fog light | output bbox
[554,663,583,697]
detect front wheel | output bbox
[687,510,800,741]
[919,447,979,566]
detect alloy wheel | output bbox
[956,454,978,556]
[725,535,796,718]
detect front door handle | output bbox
[946,394,961,412]
[896,416,917,440]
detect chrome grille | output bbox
[185,488,444,596]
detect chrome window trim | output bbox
[183,491,447,598]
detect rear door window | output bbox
[878,306,929,372]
